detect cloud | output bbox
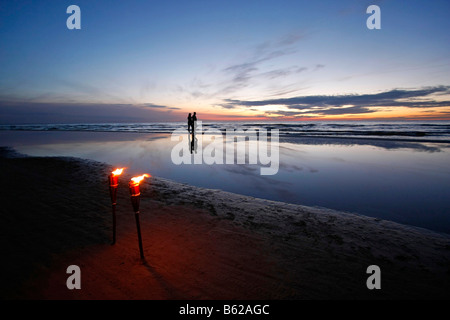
[141,103,181,110]
[225,86,450,112]
[265,107,374,117]
[313,106,375,115]
[260,66,308,80]
[0,101,184,124]
[223,63,259,84]
[213,32,309,96]
[218,104,236,109]
[223,51,293,79]
[56,79,132,103]
[313,64,325,71]
[221,86,450,118]
[180,32,317,100]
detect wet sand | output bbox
[1,147,449,300]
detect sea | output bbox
[1,120,450,234]
[1,121,450,142]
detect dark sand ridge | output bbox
[0,147,449,299]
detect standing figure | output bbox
[192,112,197,133]
[187,113,192,133]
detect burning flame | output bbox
[112,168,125,176]
[130,174,150,185]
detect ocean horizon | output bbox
[1,120,450,142]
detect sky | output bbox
[0,0,450,123]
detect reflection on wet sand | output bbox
[188,130,198,154]
[281,136,444,152]
[1,130,450,233]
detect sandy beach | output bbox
[1,146,449,300]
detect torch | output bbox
[108,168,124,245]
[129,174,150,260]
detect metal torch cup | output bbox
[108,174,119,245]
[129,181,144,260]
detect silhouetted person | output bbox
[188,122,198,154]
[192,112,197,133]
[187,113,192,133]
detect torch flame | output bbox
[130,174,150,185]
[112,168,125,176]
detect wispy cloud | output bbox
[217,33,307,96]
[312,106,375,115]
[141,103,181,110]
[259,66,308,80]
[185,32,318,99]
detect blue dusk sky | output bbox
[0,0,450,123]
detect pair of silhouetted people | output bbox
[187,112,197,153]
[187,112,197,133]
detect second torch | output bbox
[129,174,150,260]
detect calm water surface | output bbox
[1,130,449,234]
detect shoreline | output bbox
[2,127,450,144]
[1,147,450,299]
